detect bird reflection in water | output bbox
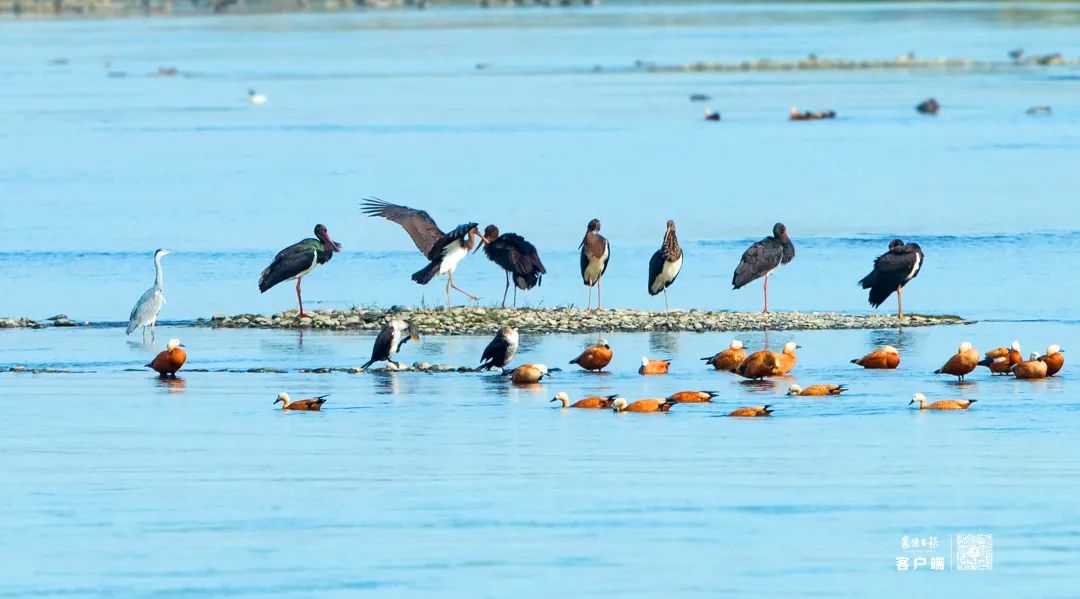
[157,376,186,395]
[648,331,680,355]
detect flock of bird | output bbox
[125,198,927,338]
[141,326,1064,415]
[700,94,1054,122]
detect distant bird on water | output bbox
[478,327,519,371]
[509,363,548,385]
[147,338,186,378]
[248,89,267,105]
[478,225,546,308]
[858,239,923,318]
[647,220,683,310]
[126,248,173,339]
[362,198,484,308]
[258,224,341,318]
[1026,106,1051,116]
[1008,48,1024,63]
[909,393,975,411]
[978,341,1022,375]
[1012,352,1048,379]
[851,346,900,369]
[916,98,940,115]
[579,218,610,310]
[732,223,795,313]
[728,405,773,417]
[274,392,327,411]
[788,384,846,397]
[703,108,721,121]
[1040,344,1065,376]
[551,392,618,409]
[361,319,420,370]
[611,397,674,413]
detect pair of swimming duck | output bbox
[700,340,800,380]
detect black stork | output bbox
[361,198,484,308]
[732,223,795,313]
[858,239,924,319]
[258,224,341,318]
[478,326,519,371]
[579,218,610,310]
[647,220,683,310]
[477,225,546,308]
[360,319,420,370]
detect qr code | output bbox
[955,533,993,571]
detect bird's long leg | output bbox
[897,285,904,319]
[502,271,510,309]
[762,275,769,313]
[151,321,156,341]
[597,276,603,311]
[663,288,669,311]
[587,284,593,310]
[295,278,307,318]
[449,272,478,302]
[513,285,518,308]
[445,275,452,308]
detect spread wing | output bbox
[361,197,444,256]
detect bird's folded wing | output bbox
[361,197,444,256]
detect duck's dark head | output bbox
[772,223,788,239]
[889,239,905,251]
[314,224,341,252]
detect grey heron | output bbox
[126,248,172,339]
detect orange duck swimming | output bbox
[787,384,847,397]
[666,391,718,403]
[147,338,186,378]
[550,392,617,409]
[638,357,671,375]
[909,393,975,411]
[611,397,674,413]
[728,405,773,417]
[274,392,328,411]
[701,340,745,372]
[851,346,900,369]
[1012,352,1048,380]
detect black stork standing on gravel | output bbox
[647,220,683,310]
[732,223,795,313]
[579,218,610,310]
[258,224,341,318]
[478,326,519,371]
[361,198,484,308]
[478,225,546,308]
[858,239,924,318]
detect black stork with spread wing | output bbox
[361,198,484,308]
[732,223,795,313]
[258,224,341,318]
[858,239,924,318]
[478,225,546,308]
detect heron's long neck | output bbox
[154,254,165,290]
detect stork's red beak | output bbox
[323,230,342,252]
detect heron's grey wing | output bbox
[127,286,164,333]
[360,198,445,256]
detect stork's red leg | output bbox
[763,276,769,313]
[296,278,308,318]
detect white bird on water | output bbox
[248,89,267,105]
[126,248,172,339]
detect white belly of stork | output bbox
[583,246,608,285]
[651,256,683,294]
[439,243,468,276]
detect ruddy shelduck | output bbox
[787,384,847,397]
[611,397,674,413]
[728,405,773,417]
[701,340,745,372]
[735,350,781,380]
[510,363,548,385]
[978,340,1022,375]
[775,341,799,374]
[1040,344,1064,376]
[851,346,900,369]
[569,339,613,372]
[274,392,328,411]
[909,393,975,411]
[1012,352,1048,379]
[934,341,980,381]
[147,338,187,377]
[550,391,617,409]
[666,390,719,403]
[638,357,671,375]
